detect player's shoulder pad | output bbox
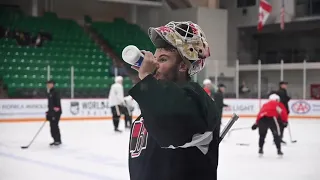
[182,82,216,110]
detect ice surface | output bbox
[1,118,319,180]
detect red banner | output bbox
[311,84,320,99]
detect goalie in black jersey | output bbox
[128,21,220,180]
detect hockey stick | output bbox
[227,126,251,137]
[236,143,250,146]
[21,120,47,149]
[219,113,239,143]
[230,126,251,132]
[230,126,252,146]
[220,116,250,146]
[287,123,297,143]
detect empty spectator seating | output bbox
[0,7,132,98]
[92,18,155,57]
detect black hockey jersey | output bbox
[276,88,291,114]
[128,75,220,180]
[47,88,62,116]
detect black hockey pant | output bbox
[280,124,285,140]
[280,111,290,140]
[258,116,282,150]
[111,105,132,130]
[49,114,61,142]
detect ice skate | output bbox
[49,142,62,146]
[258,148,264,157]
[277,149,283,156]
[281,140,287,145]
[125,124,131,129]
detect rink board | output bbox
[0,98,319,122]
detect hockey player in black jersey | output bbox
[46,80,62,146]
[276,81,291,144]
[128,21,220,180]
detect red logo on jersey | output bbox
[130,118,148,158]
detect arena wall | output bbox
[0,98,319,122]
[240,69,319,98]
[225,0,296,67]
[135,7,198,34]
[2,0,132,22]
[196,7,231,78]
[52,0,131,22]
[1,0,33,15]
[135,6,162,32]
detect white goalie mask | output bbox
[148,21,211,76]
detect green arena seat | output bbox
[1,8,135,97]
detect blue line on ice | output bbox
[0,151,115,180]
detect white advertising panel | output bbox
[0,99,47,119]
[289,100,320,117]
[0,98,319,122]
[223,99,261,116]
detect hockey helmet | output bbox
[203,79,212,85]
[148,21,210,76]
[269,94,280,101]
[115,76,123,83]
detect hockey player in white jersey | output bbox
[108,76,125,132]
[124,95,135,128]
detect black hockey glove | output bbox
[282,122,288,128]
[251,123,258,130]
[46,112,49,121]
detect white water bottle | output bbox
[122,45,144,67]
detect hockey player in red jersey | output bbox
[203,79,213,97]
[251,94,288,156]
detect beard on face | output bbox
[154,63,180,82]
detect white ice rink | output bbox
[1,118,320,180]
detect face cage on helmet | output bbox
[165,21,207,45]
[166,22,208,76]
[150,21,209,76]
